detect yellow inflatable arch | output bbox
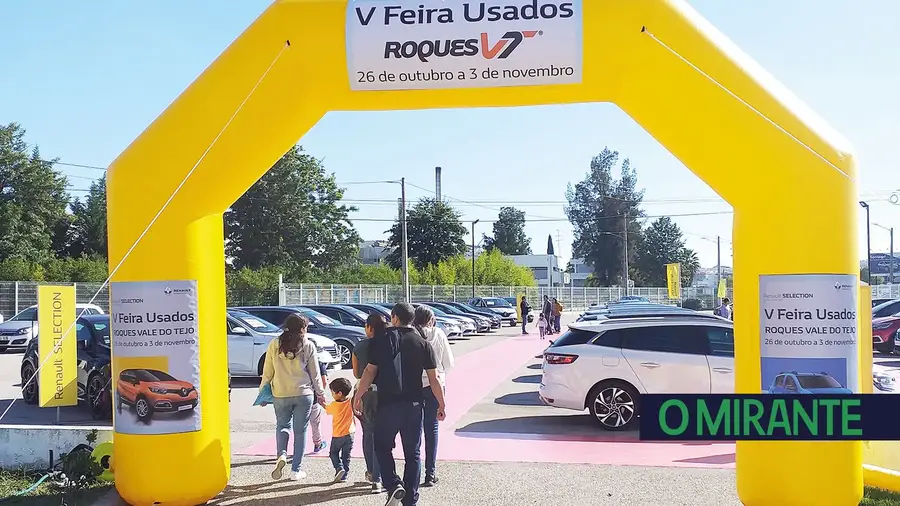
[107,0,864,504]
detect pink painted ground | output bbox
[238,334,736,469]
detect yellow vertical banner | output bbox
[717,278,727,299]
[665,263,681,299]
[38,285,77,407]
[515,294,523,323]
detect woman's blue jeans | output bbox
[423,386,440,477]
[273,394,314,472]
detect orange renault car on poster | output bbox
[116,368,199,423]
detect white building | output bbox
[509,254,561,287]
[568,258,594,287]
[691,266,733,296]
[359,240,392,265]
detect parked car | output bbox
[873,364,897,393]
[539,315,734,430]
[468,297,518,326]
[347,303,463,337]
[304,304,369,328]
[766,372,852,394]
[613,296,652,304]
[873,298,895,308]
[116,368,198,423]
[501,297,535,323]
[873,314,900,354]
[577,303,703,322]
[377,302,477,334]
[440,301,502,328]
[20,314,113,419]
[0,303,105,353]
[226,309,341,376]
[234,306,365,369]
[419,302,492,333]
[873,299,900,319]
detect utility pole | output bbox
[400,178,410,302]
[716,236,722,305]
[471,219,480,298]
[860,201,871,284]
[622,212,629,295]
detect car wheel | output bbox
[336,341,354,369]
[21,362,38,405]
[135,395,153,423]
[587,381,640,431]
[88,374,111,420]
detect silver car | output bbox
[0,304,105,352]
[226,310,341,377]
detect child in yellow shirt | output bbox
[326,377,356,482]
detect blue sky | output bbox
[2,1,898,269]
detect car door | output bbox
[75,321,93,393]
[704,325,734,393]
[226,317,254,375]
[315,307,347,325]
[618,325,712,394]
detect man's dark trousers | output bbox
[374,401,424,505]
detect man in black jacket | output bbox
[355,302,447,506]
[520,296,530,335]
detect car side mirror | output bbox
[231,327,247,335]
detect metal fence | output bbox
[2,280,897,319]
[279,283,738,311]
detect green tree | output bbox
[634,217,700,287]
[226,266,283,306]
[483,207,531,255]
[66,176,108,258]
[0,257,45,281]
[224,146,361,274]
[565,148,645,286]
[0,123,69,264]
[384,198,467,269]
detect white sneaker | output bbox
[271,455,287,480]
[290,470,307,480]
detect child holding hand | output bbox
[326,377,355,482]
[538,313,549,340]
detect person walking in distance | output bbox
[260,314,326,481]
[552,298,563,333]
[542,295,553,335]
[326,377,355,483]
[309,360,329,454]
[352,313,387,494]
[520,296,531,335]
[413,306,454,488]
[716,298,733,320]
[355,302,447,506]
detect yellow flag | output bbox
[38,285,77,407]
[666,263,682,299]
[717,278,727,298]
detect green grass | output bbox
[0,469,112,505]
[864,487,900,506]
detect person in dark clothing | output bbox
[352,313,388,494]
[354,302,447,506]
[520,296,530,335]
[542,295,553,334]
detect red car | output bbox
[116,369,198,423]
[873,316,900,354]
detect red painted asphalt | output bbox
[238,333,736,469]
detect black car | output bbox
[20,314,113,420]
[304,304,370,328]
[423,302,495,332]
[440,301,502,327]
[346,303,392,321]
[234,306,365,369]
[468,297,518,326]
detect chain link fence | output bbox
[3,280,896,319]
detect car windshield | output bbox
[232,313,281,332]
[9,309,36,322]
[340,306,369,321]
[298,309,338,326]
[798,375,842,389]
[484,298,511,307]
[460,303,483,313]
[438,304,462,314]
[92,322,111,346]
[422,305,448,317]
[134,370,177,382]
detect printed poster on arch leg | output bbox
[110,280,201,435]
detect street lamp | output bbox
[860,201,871,284]
[471,219,479,298]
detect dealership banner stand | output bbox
[106,0,863,504]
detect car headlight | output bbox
[874,371,896,392]
[16,328,31,335]
[874,322,895,330]
[149,386,168,394]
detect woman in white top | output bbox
[413,305,454,487]
[260,314,326,481]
